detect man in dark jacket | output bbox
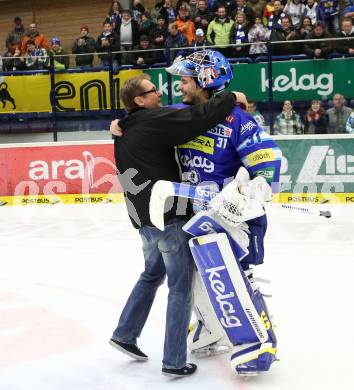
[149,14,168,61]
[96,22,120,72]
[109,74,239,378]
[133,35,157,65]
[304,21,333,58]
[72,25,96,68]
[337,17,354,55]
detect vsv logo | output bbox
[206,265,242,328]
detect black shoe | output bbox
[109,338,148,361]
[162,363,197,377]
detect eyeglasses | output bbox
[138,87,159,96]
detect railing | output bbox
[1,36,353,140]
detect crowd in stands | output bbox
[1,0,353,134]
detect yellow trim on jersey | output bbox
[179,136,215,155]
[243,148,276,167]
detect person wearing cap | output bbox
[6,16,25,53]
[72,25,96,68]
[190,28,208,50]
[21,22,49,55]
[133,35,157,65]
[50,37,69,70]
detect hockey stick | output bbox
[150,181,332,230]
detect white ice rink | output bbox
[0,202,353,390]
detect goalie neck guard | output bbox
[165,49,233,93]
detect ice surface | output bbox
[0,202,353,390]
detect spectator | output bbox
[160,0,178,24]
[132,0,146,24]
[49,37,69,70]
[175,5,196,44]
[2,46,25,71]
[117,9,140,65]
[317,0,339,34]
[151,0,166,21]
[247,101,266,128]
[188,0,199,19]
[246,0,267,19]
[21,23,49,55]
[248,16,269,55]
[193,0,213,35]
[267,0,286,34]
[229,11,250,57]
[299,16,313,40]
[139,12,156,37]
[337,17,354,56]
[345,111,354,133]
[274,15,301,55]
[326,93,352,133]
[191,28,209,50]
[6,16,25,52]
[343,0,354,21]
[303,0,318,25]
[150,15,169,61]
[274,100,303,135]
[228,0,256,25]
[72,25,96,68]
[263,0,275,23]
[96,22,120,71]
[105,1,123,31]
[133,35,157,66]
[304,21,333,58]
[207,6,234,57]
[304,99,329,134]
[24,40,48,70]
[283,0,305,29]
[165,22,188,61]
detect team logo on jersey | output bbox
[240,120,257,134]
[208,124,233,138]
[179,154,215,173]
[179,136,214,154]
[181,169,200,184]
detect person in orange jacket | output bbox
[21,23,49,55]
[175,5,196,44]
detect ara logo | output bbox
[261,67,333,96]
[0,81,16,110]
[297,145,354,183]
[180,155,215,173]
[205,265,242,328]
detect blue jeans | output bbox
[112,218,194,369]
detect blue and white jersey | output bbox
[173,103,282,192]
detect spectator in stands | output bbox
[133,35,157,66]
[2,46,25,71]
[160,0,178,24]
[326,93,352,133]
[337,17,354,55]
[299,16,313,40]
[132,0,146,24]
[345,111,354,133]
[140,12,156,37]
[150,15,169,61]
[248,16,269,55]
[274,100,303,135]
[165,22,187,61]
[193,0,213,35]
[21,23,49,55]
[343,0,354,21]
[304,21,333,58]
[277,15,301,54]
[228,0,256,25]
[6,16,25,52]
[187,0,199,20]
[96,22,120,71]
[191,28,208,50]
[267,0,286,35]
[246,0,267,19]
[302,0,318,26]
[207,6,234,57]
[117,9,140,65]
[263,0,275,24]
[175,5,196,44]
[247,101,266,128]
[230,11,250,57]
[317,0,339,34]
[151,0,165,21]
[49,37,69,70]
[283,0,305,29]
[304,100,328,134]
[24,40,48,70]
[105,1,123,31]
[72,25,96,68]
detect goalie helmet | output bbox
[165,49,233,92]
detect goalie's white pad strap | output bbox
[149,180,174,231]
[189,233,268,344]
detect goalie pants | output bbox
[112,217,194,369]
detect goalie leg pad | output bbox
[189,232,269,345]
